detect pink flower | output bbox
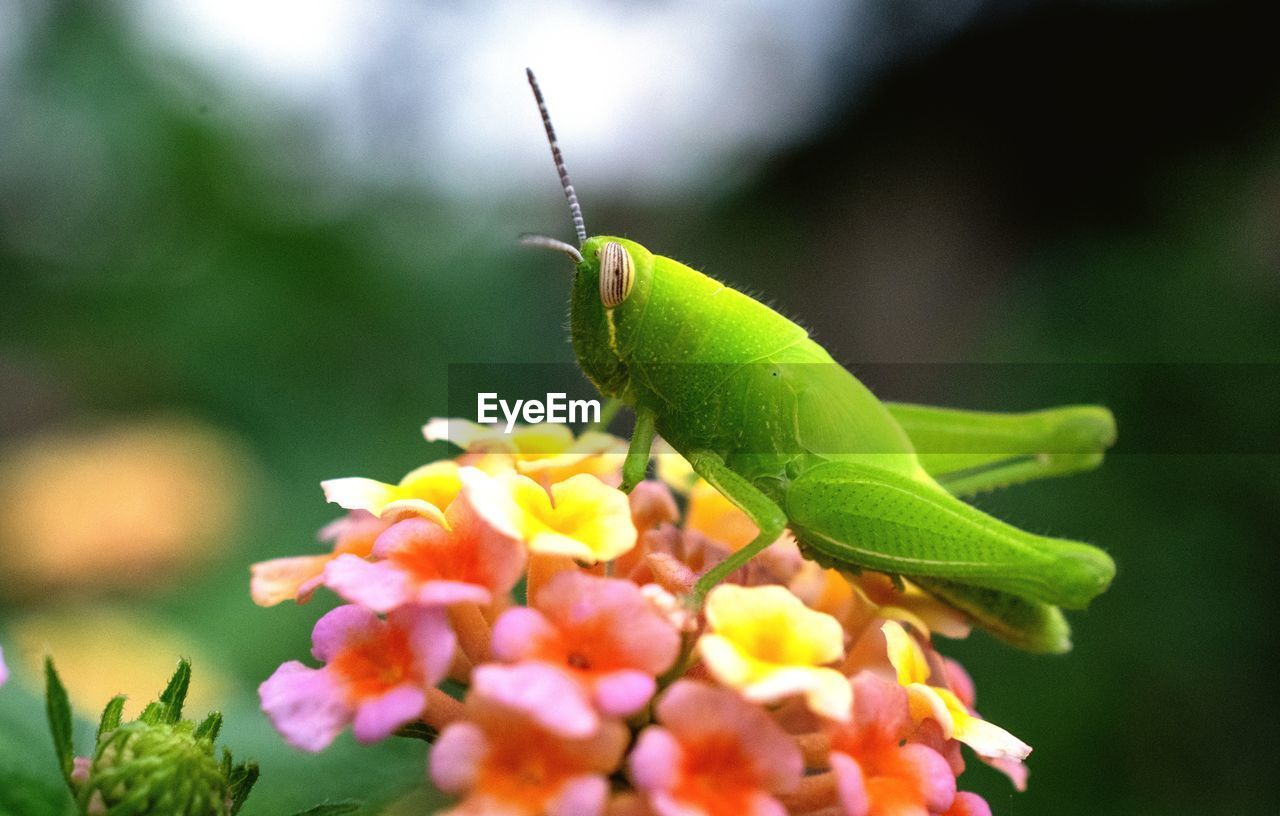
[431,688,628,816]
[468,662,600,739]
[0,644,8,687]
[259,604,454,752]
[630,681,803,816]
[827,672,957,816]
[323,471,526,612]
[488,572,681,733]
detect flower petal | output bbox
[352,684,427,743]
[897,742,959,813]
[830,751,870,816]
[546,775,609,816]
[591,670,657,717]
[628,727,681,793]
[258,662,349,753]
[321,475,448,526]
[321,477,400,515]
[882,620,931,686]
[310,604,382,663]
[423,418,515,452]
[389,604,456,685]
[323,554,417,613]
[939,689,1031,761]
[490,606,558,662]
[250,555,333,607]
[430,722,488,794]
[471,663,598,738]
[498,473,636,564]
[741,665,852,723]
[706,584,845,665]
[946,792,993,816]
[699,584,849,720]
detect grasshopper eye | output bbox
[598,241,635,308]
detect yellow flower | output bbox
[881,621,1030,760]
[320,460,459,526]
[698,584,851,721]
[498,473,637,564]
[423,418,626,486]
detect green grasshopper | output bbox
[520,70,1115,653]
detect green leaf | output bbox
[437,678,468,702]
[193,711,223,743]
[156,659,192,724]
[227,760,260,815]
[97,695,126,741]
[392,721,438,742]
[137,702,163,724]
[288,801,362,816]
[42,658,74,789]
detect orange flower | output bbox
[629,681,802,816]
[827,672,958,816]
[251,460,461,607]
[322,469,526,612]
[431,689,628,816]
[251,511,388,606]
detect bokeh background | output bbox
[2,1,1277,814]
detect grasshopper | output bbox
[520,70,1114,653]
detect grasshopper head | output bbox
[567,236,654,397]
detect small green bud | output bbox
[82,720,229,815]
[45,658,258,816]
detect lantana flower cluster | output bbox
[253,420,1032,815]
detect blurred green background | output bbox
[2,1,1277,814]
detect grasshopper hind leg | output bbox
[784,460,1115,611]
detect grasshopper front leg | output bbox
[886,403,1116,496]
[620,406,657,493]
[683,449,788,603]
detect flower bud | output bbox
[82,720,230,815]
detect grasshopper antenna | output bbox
[520,233,583,264]
[527,67,587,246]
